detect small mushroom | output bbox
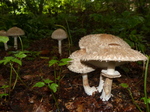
[51,29,67,56]
[68,49,97,96]
[0,30,9,50]
[7,27,25,50]
[81,44,147,101]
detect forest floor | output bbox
[0,37,150,112]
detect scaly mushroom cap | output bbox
[51,28,67,40]
[0,30,7,36]
[7,27,25,36]
[79,34,131,53]
[81,44,147,68]
[68,49,95,74]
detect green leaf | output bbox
[60,58,72,62]
[43,79,53,84]
[0,85,9,89]
[147,98,150,104]
[141,97,150,104]
[33,82,45,88]
[56,76,60,80]
[11,58,22,66]
[14,51,27,58]
[59,58,72,66]
[0,93,8,98]
[48,59,59,66]
[0,36,9,43]
[49,83,58,93]
[0,60,5,64]
[2,56,14,65]
[120,83,129,88]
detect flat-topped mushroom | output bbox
[7,27,25,50]
[0,30,9,50]
[81,43,147,101]
[51,29,67,56]
[68,49,97,96]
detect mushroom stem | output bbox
[14,37,18,49]
[100,77,112,101]
[58,40,62,55]
[82,73,97,96]
[106,62,116,75]
[4,42,8,51]
[97,74,104,93]
[100,62,119,101]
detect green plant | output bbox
[141,55,150,112]
[0,51,27,91]
[0,85,9,99]
[33,79,59,111]
[120,83,143,112]
[33,79,58,93]
[48,57,71,83]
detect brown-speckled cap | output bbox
[51,28,67,40]
[81,44,147,68]
[0,30,7,36]
[68,49,95,74]
[79,34,131,53]
[7,27,25,36]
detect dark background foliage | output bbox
[0,0,150,53]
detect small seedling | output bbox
[120,83,142,112]
[33,79,59,111]
[141,97,150,104]
[0,51,27,90]
[33,79,58,93]
[0,85,9,98]
[48,57,71,83]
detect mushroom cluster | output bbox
[68,34,147,101]
[0,27,25,51]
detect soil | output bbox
[0,37,149,112]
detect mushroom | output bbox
[51,29,67,56]
[79,34,132,94]
[7,27,25,50]
[0,30,9,51]
[81,43,147,101]
[68,49,97,95]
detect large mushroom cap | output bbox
[81,44,147,68]
[79,34,131,53]
[7,27,25,36]
[68,49,95,74]
[0,30,7,36]
[51,28,67,40]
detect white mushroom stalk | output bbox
[100,77,113,101]
[58,40,62,55]
[82,73,97,95]
[96,75,104,93]
[67,49,97,96]
[0,30,9,51]
[100,62,121,101]
[14,37,18,49]
[4,43,8,51]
